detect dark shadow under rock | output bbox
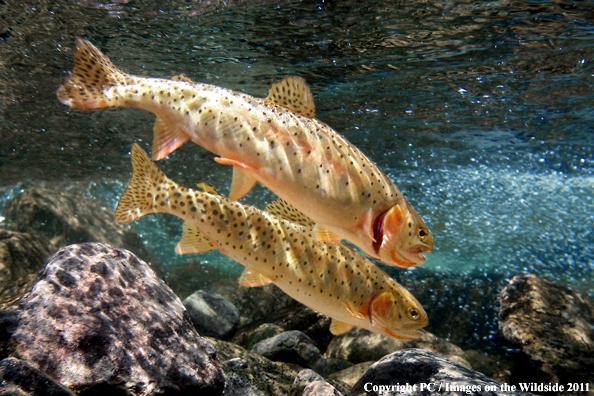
[499,273,594,387]
[0,357,75,396]
[0,229,52,302]
[3,187,161,277]
[350,349,532,396]
[183,289,240,340]
[8,243,224,396]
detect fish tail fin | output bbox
[57,38,129,110]
[115,143,174,224]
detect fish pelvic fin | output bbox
[57,38,128,110]
[115,143,171,224]
[152,116,190,160]
[265,76,316,118]
[175,221,218,254]
[265,199,316,229]
[329,320,354,335]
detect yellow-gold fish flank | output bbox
[58,38,433,268]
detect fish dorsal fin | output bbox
[313,224,343,242]
[265,199,316,229]
[152,116,190,160]
[264,76,316,118]
[172,73,195,83]
[238,268,274,287]
[175,221,218,254]
[196,182,221,196]
[329,319,354,335]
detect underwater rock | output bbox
[206,337,302,395]
[251,330,329,376]
[350,349,531,396]
[183,289,240,339]
[329,361,374,387]
[223,370,266,396]
[3,187,160,276]
[247,323,286,350]
[0,357,75,396]
[0,229,52,302]
[325,327,472,368]
[291,368,346,396]
[8,243,224,395]
[166,259,238,301]
[231,283,332,351]
[499,273,594,386]
[302,380,344,396]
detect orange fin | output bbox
[214,158,258,200]
[152,116,190,160]
[384,327,413,340]
[174,221,218,254]
[238,268,274,287]
[313,224,343,242]
[171,73,195,83]
[330,319,354,335]
[56,38,127,110]
[264,76,316,118]
[342,298,366,320]
[265,199,315,229]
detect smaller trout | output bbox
[115,144,428,339]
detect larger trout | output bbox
[115,144,428,339]
[58,38,433,267]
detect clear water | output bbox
[1,0,593,330]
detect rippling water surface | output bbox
[1,0,593,299]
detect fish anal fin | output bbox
[152,116,190,160]
[238,268,274,287]
[313,224,343,242]
[175,221,218,254]
[213,158,258,200]
[330,320,354,335]
[342,298,366,320]
[264,76,316,118]
[265,198,316,229]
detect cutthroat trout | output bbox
[115,144,428,339]
[58,38,433,267]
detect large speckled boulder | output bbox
[0,229,52,301]
[3,187,160,276]
[0,357,76,395]
[499,273,594,387]
[8,243,224,395]
[350,349,531,396]
[325,327,472,368]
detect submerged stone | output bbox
[0,357,75,396]
[8,243,224,395]
[499,273,594,387]
[183,289,240,339]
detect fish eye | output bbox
[407,307,420,320]
[417,227,428,241]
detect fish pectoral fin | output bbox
[174,221,218,254]
[213,158,258,200]
[196,182,221,196]
[264,76,316,118]
[152,116,190,160]
[265,198,316,229]
[171,73,195,83]
[341,298,366,320]
[238,268,274,287]
[313,224,343,242]
[384,327,413,340]
[329,320,354,335]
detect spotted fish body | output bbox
[115,144,428,339]
[58,38,433,268]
